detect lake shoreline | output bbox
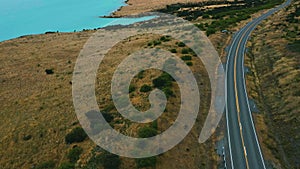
[109,0,208,17]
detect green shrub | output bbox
[102,112,114,123]
[196,23,205,31]
[137,70,145,79]
[65,127,87,144]
[186,62,193,66]
[181,48,189,54]
[138,127,157,138]
[181,55,192,61]
[151,120,158,129]
[202,14,210,19]
[153,40,161,46]
[34,161,56,169]
[206,27,216,36]
[140,84,152,92]
[177,41,186,47]
[99,151,121,169]
[163,87,174,98]
[45,69,54,75]
[57,162,74,169]
[67,146,83,163]
[136,157,156,168]
[152,72,173,89]
[129,85,136,93]
[160,36,170,42]
[169,48,177,53]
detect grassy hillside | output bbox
[0,1,295,169]
[244,1,300,168]
[0,28,216,168]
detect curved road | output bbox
[225,0,292,168]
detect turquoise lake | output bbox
[0,0,153,42]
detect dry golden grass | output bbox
[0,0,255,167]
[0,25,225,168]
[0,31,96,169]
[112,0,217,17]
[244,2,300,168]
[94,32,216,169]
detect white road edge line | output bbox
[225,24,248,169]
[241,30,266,169]
[224,1,290,168]
[240,1,290,168]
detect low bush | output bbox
[177,41,186,47]
[65,127,87,144]
[181,55,192,61]
[137,70,145,79]
[151,120,158,129]
[206,27,217,36]
[45,69,54,75]
[98,151,121,169]
[181,48,189,54]
[202,13,210,19]
[152,72,173,89]
[102,112,114,123]
[186,61,193,66]
[136,157,156,168]
[138,126,157,138]
[140,84,152,92]
[160,36,171,42]
[153,40,161,46]
[170,48,177,53]
[129,85,136,93]
[67,146,83,163]
[163,87,174,98]
[57,162,74,169]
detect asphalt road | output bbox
[225,0,292,168]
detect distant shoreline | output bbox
[109,0,208,17]
[100,0,129,18]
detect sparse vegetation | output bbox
[67,146,83,163]
[152,72,173,89]
[102,112,114,123]
[65,127,87,144]
[160,36,171,42]
[159,0,285,36]
[136,157,157,168]
[140,84,152,92]
[153,40,162,46]
[181,55,192,61]
[45,69,54,75]
[57,162,74,169]
[135,126,158,168]
[129,84,136,93]
[177,41,186,47]
[181,48,189,54]
[170,48,177,53]
[186,61,193,66]
[245,3,300,167]
[34,161,56,169]
[138,126,157,138]
[0,2,233,167]
[99,151,121,169]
